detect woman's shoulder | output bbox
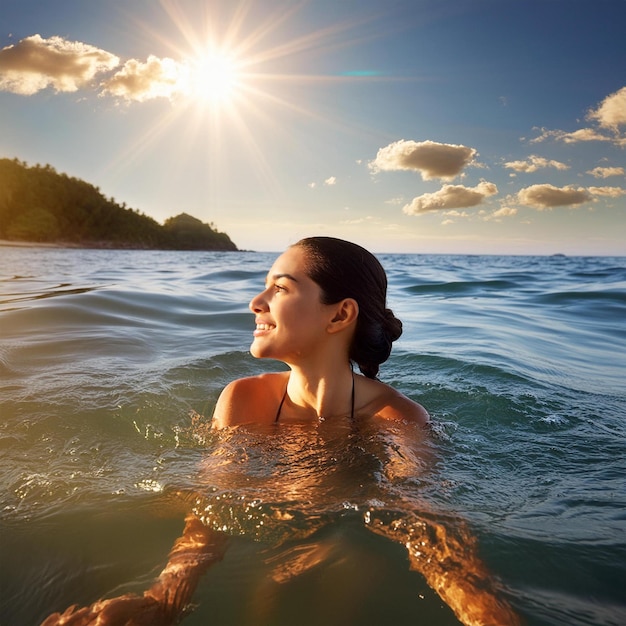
[222,371,287,395]
[212,372,288,428]
[357,376,430,426]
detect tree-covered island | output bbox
[0,158,238,250]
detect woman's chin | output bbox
[250,340,270,359]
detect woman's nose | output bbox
[249,290,268,313]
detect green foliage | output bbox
[162,213,237,250]
[0,158,238,250]
[6,207,60,242]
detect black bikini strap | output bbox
[275,371,355,423]
[350,369,355,420]
[275,385,288,423]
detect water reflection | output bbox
[0,282,102,310]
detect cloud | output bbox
[530,127,614,144]
[101,55,184,102]
[403,180,497,215]
[587,186,626,197]
[491,207,518,218]
[324,176,337,185]
[443,210,470,218]
[370,139,477,180]
[587,86,626,130]
[504,155,569,173]
[384,197,405,205]
[530,86,626,147]
[0,34,119,95]
[587,166,625,179]
[517,184,593,209]
[0,33,190,104]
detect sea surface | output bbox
[0,246,625,626]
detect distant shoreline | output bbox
[0,239,69,249]
[0,239,157,250]
[0,239,242,251]
[1,240,621,258]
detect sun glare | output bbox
[185,49,240,106]
[119,0,380,195]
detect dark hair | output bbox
[293,236,402,379]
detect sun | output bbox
[184,48,241,107]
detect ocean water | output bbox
[0,246,624,626]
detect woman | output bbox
[213,236,430,428]
[43,237,518,626]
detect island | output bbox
[0,158,238,251]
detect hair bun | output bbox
[383,308,402,342]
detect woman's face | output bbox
[249,246,336,364]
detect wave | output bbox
[402,279,521,297]
[1,249,625,626]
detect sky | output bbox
[1,0,625,255]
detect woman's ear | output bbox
[327,298,359,333]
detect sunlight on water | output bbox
[1,247,625,625]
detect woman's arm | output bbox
[365,511,520,626]
[364,416,520,626]
[143,515,230,617]
[41,515,229,626]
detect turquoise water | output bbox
[0,247,625,625]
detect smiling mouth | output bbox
[254,323,275,334]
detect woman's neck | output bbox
[285,363,354,420]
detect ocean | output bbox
[0,246,624,626]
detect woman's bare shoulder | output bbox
[220,372,286,395]
[357,376,430,426]
[212,372,288,428]
[381,389,430,426]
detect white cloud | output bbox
[370,139,477,180]
[324,176,337,186]
[491,207,518,218]
[529,86,626,147]
[101,55,184,102]
[308,182,317,188]
[587,86,626,130]
[587,186,626,197]
[504,155,569,173]
[443,210,470,218]
[0,33,208,104]
[384,197,405,205]
[530,127,614,144]
[587,166,624,179]
[517,184,593,209]
[0,34,119,95]
[403,181,498,215]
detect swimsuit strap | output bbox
[349,369,355,420]
[274,385,289,422]
[275,371,355,423]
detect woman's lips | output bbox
[253,322,275,336]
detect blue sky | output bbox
[1,0,625,254]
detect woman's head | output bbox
[293,236,402,379]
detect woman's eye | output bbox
[274,283,287,293]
